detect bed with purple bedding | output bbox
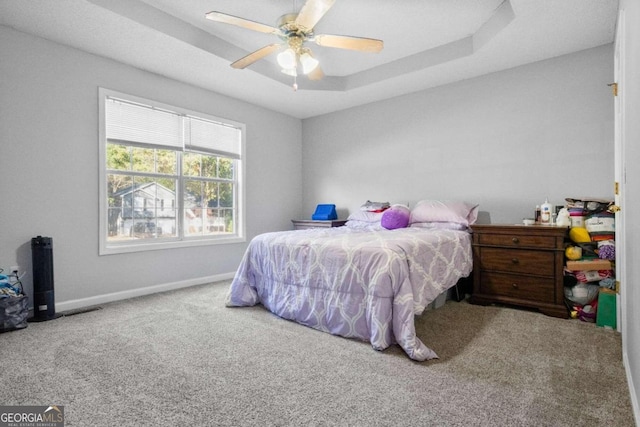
[226,218,474,361]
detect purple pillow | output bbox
[381,205,410,230]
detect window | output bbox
[99,88,245,254]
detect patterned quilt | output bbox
[226,226,473,361]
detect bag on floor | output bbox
[0,295,29,332]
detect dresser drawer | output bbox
[480,271,555,303]
[477,233,558,249]
[478,247,555,276]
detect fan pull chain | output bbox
[293,74,298,91]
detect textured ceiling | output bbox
[0,0,619,118]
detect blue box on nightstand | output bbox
[311,204,337,220]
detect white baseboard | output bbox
[623,351,640,426]
[55,272,235,313]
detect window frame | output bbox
[98,88,246,255]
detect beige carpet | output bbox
[0,281,634,426]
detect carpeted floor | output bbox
[0,281,634,426]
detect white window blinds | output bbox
[105,97,183,149]
[186,116,241,159]
[105,97,242,159]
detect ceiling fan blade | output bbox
[314,34,383,52]
[295,0,336,31]
[307,65,324,81]
[205,11,279,34]
[231,44,281,69]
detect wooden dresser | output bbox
[291,219,347,230]
[469,224,569,318]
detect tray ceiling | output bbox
[0,0,618,118]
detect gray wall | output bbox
[0,26,302,310]
[301,44,614,224]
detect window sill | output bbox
[99,235,246,255]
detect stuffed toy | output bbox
[381,204,410,230]
[556,208,571,226]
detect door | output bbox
[613,10,626,334]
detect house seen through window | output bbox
[99,88,245,254]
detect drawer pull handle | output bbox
[512,237,520,244]
[512,283,519,289]
[511,258,519,264]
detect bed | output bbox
[226,200,477,361]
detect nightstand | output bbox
[291,219,347,230]
[469,224,569,318]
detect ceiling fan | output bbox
[205,0,383,89]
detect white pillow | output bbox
[347,211,384,223]
[410,200,479,227]
[345,220,384,230]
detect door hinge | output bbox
[608,82,618,96]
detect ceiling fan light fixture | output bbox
[281,67,298,77]
[299,51,319,74]
[277,48,297,69]
[206,0,384,86]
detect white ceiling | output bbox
[0,0,618,119]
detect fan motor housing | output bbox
[277,13,312,37]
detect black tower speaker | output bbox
[30,236,61,322]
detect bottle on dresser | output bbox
[540,198,552,224]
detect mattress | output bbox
[226,226,472,361]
